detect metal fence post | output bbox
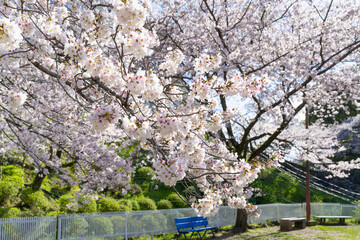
[57,216,61,240]
[340,204,343,216]
[125,213,128,240]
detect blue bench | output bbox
[175,216,218,239]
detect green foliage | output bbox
[250,168,348,204]
[129,199,140,211]
[2,165,24,179]
[136,167,154,181]
[130,183,143,195]
[58,194,77,212]
[118,199,132,211]
[166,193,188,208]
[0,207,21,217]
[20,188,51,210]
[97,197,120,212]
[77,196,97,213]
[137,198,157,210]
[157,199,173,209]
[0,165,24,206]
[0,181,21,206]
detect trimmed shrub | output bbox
[136,167,154,181]
[166,193,188,208]
[130,200,140,211]
[20,188,51,210]
[0,207,21,217]
[157,199,173,209]
[118,204,131,212]
[58,194,77,212]
[137,198,157,210]
[118,199,132,211]
[77,196,97,213]
[97,197,120,212]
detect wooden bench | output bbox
[313,215,353,225]
[280,217,306,231]
[175,216,218,239]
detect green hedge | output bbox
[20,188,52,210]
[137,198,157,210]
[166,193,188,208]
[157,199,173,209]
[97,197,120,212]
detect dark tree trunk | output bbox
[233,208,248,233]
[32,173,46,191]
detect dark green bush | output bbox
[129,183,142,195]
[0,181,21,206]
[97,197,120,212]
[20,188,51,210]
[137,198,157,210]
[20,207,45,217]
[166,193,188,208]
[77,196,97,213]
[0,207,21,217]
[157,199,173,209]
[136,167,154,181]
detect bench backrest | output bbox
[175,216,209,231]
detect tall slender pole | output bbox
[305,107,311,222]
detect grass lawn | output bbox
[134,222,360,240]
[217,222,360,240]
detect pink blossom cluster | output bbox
[89,105,121,132]
[194,53,222,73]
[2,90,27,108]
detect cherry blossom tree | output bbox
[0,0,360,233]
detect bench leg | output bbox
[339,218,345,225]
[294,221,306,229]
[211,229,216,237]
[280,220,292,231]
[202,229,207,238]
[197,231,202,239]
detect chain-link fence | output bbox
[0,203,358,240]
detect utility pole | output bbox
[305,107,311,222]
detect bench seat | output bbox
[280,217,306,231]
[313,216,353,225]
